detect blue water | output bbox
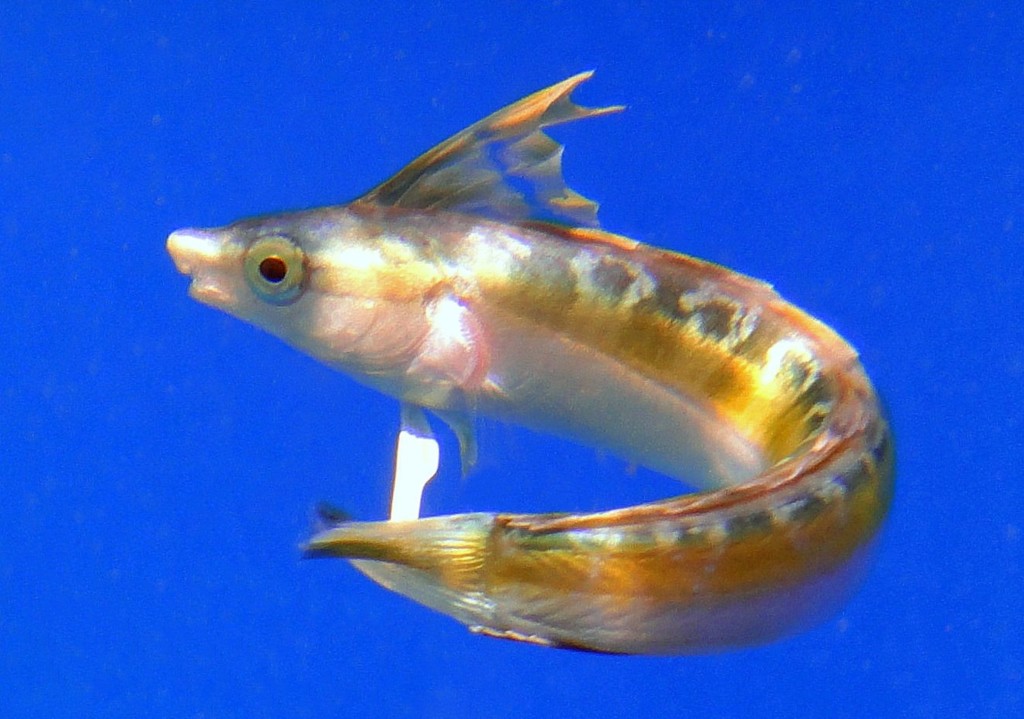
[3,3,1021,717]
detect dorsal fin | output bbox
[355,71,624,228]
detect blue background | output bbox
[2,2,1021,717]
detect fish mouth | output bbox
[166,228,237,307]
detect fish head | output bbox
[167,219,311,336]
[166,208,444,387]
[167,225,248,312]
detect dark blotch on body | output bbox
[694,299,739,342]
[592,256,637,301]
[782,494,827,523]
[648,271,700,322]
[725,510,774,538]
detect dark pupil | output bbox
[259,256,288,283]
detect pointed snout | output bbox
[166,228,224,276]
[166,227,242,308]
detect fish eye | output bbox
[244,235,305,305]
[258,256,288,283]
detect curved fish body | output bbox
[167,73,893,654]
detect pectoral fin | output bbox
[355,71,624,227]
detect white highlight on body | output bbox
[429,295,473,347]
[759,338,815,389]
[569,252,601,297]
[622,267,656,309]
[320,244,384,274]
[408,294,482,394]
[455,229,530,283]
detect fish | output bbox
[166,72,893,654]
